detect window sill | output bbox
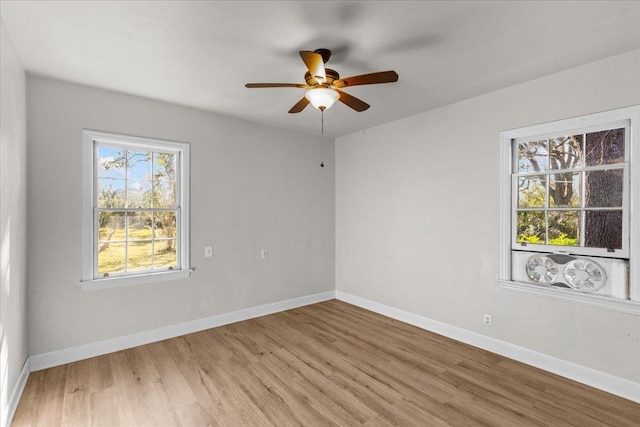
[80,269,193,291]
[498,280,640,315]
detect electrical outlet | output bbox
[261,249,268,260]
[205,246,213,258]
[483,314,492,324]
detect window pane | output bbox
[126,180,152,208]
[154,211,177,239]
[516,211,546,244]
[518,175,546,208]
[548,211,579,246]
[154,240,177,269]
[127,150,152,180]
[585,210,623,249]
[98,211,125,242]
[153,180,176,208]
[517,140,548,173]
[585,128,624,166]
[585,169,623,208]
[97,146,126,179]
[549,172,580,207]
[549,135,583,170]
[98,242,125,274]
[89,131,188,281]
[127,212,152,241]
[127,241,153,271]
[98,179,125,208]
[153,153,176,181]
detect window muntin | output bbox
[512,122,629,258]
[82,130,190,287]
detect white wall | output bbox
[0,17,28,425]
[336,49,640,382]
[26,76,335,355]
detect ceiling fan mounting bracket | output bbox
[314,48,332,64]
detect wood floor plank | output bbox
[12,300,640,426]
[261,348,368,426]
[34,365,67,426]
[270,346,380,424]
[172,402,217,427]
[198,356,275,426]
[88,387,120,427]
[60,359,92,425]
[11,370,45,425]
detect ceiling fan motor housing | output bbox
[305,69,340,86]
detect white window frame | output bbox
[81,130,191,290]
[498,106,640,315]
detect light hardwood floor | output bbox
[12,300,640,426]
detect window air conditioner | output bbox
[512,251,628,299]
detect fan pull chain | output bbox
[320,109,325,168]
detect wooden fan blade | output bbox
[336,89,369,112]
[299,51,327,84]
[245,83,309,88]
[334,71,398,88]
[288,97,310,113]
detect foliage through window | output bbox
[82,130,190,287]
[513,124,628,258]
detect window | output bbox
[514,124,628,257]
[499,106,640,314]
[82,130,190,289]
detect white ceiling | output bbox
[2,1,639,137]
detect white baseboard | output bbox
[29,290,336,371]
[2,358,30,427]
[335,291,640,404]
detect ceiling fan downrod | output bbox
[320,109,325,168]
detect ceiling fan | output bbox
[245,48,398,113]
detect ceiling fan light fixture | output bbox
[305,88,339,110]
